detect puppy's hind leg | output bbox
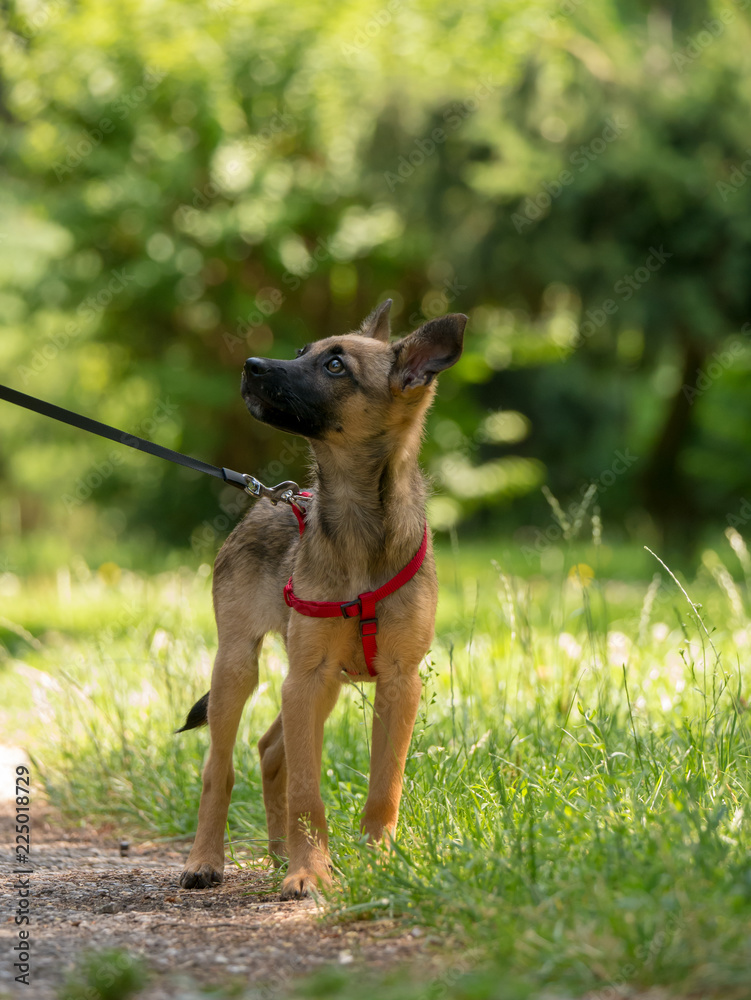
[179,637,260,889]
[258,712,287,866]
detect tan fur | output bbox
[179,306,467,899]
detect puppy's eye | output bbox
[325,356,345,375]
[296,348,304,358]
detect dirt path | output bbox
[0,802,430,999]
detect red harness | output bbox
[283,497,428,677]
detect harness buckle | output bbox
[340,599,361,619]
[360,618,378,637]
[243,475,302,505]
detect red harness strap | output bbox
[290,491,313,535]
[283,518,429,677]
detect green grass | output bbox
[59,949,148,1000]
[2,530,751,999]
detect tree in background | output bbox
[1,0,749,568]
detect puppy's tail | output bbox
[175,691,209,733]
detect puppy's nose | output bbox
[244,357,270,377]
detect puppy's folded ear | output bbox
[391,314,468,391]
[359,299,392,343]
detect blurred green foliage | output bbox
[1,0,751,569]
[59,948,147,1000]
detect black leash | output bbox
[0,383,303,504]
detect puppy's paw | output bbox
[279,866,331,901]
[179,861,224,889]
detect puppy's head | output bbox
[241,300,467,445]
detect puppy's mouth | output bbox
[245,394,297,428]
[240,373,317,436]
[242,378,291,421]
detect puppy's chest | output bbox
[292,543,388,600]
[286,560,436,678]
[288,610,421,680]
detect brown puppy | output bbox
[178,301,467,900]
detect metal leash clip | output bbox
[243,475,303,506]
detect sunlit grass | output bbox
[1,530,751,997]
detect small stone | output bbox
[99,902,117,914]
[338,951,354,965]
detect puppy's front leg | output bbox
[180,644,259,889]
[279,656,342,899]
[361,665,422,843]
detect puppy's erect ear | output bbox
[359,299,392,343]
[391,314,468,391]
